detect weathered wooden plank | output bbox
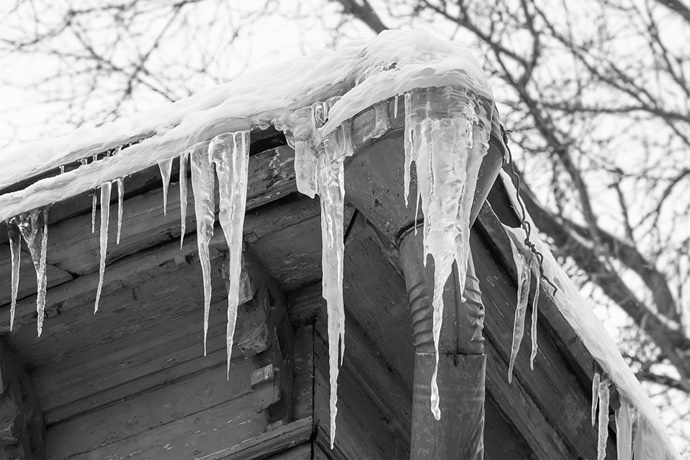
[315,299,411,448]
[342,216,415,388]
[483,395,535,460]
[39,320,231,425]
[287,282,322,325]
[293,324,314,422]
[63,387,267,459]
[47,359,257,458]
[250,203,354,292]
[313,318,409,460]
[265,441,312,460]
[32,303,225,402]
[196,417,313,460]
[0,245,72,307]
[484,333,573,459]
[10,253,227,369]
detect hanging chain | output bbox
[501,125,559,295]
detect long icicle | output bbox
[16,209,48,336]
[190,141,216,355]
[94,182,112,313]
[210,131,250,379]
[592,372,601,426]
[597,377,610,460]
[615,396,634,460]
[529,259,540,369]
[8,222,22,331]
[322,118,353,447]
[158,158,174,218]
[508,251,530,383]
[91,192,97,233]
[116,178,124,245]
[401,87,490,418]
[179,151,190,249]
[504,227,531,383]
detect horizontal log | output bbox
[62,387,268,459]
[46,357,256,458]
[196,417,313,460]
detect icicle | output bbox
[91,192,97,233]
[616,396,633,460]
[158,158,174,218]
[403,92,413,207]
[322,120,353,448]
[179,151,190,249]
[190,141,215,355]
[276,105,319,198]
[94,182,111,313]
[592,372,601,426]
[529,259,540,369]
[15,209,48,336]
[393,94,399,119]
[503,225,544,378]
[597,377,610,460]
[404,87,491,418]
[362,101,392,143]
[116,178,124,244]
[59,165,65,174]
[507,244,530,383]
[7,222,21,331]
[210,131,250,379]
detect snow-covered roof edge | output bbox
[499,170,680,459]
[0,29,491,222]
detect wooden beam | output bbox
[0,338,45,458]
[236,252,295,425]
[196,416,313,460]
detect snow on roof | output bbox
[499,170,680,460]
[0,29,490,222]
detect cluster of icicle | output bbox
[402,87,492,420]
[503,224,666,460]
[503,225,541,381]
[5,154,126,336]
[6,87,492,447]
[590,372,650,460]
[275,96,354,447]
[4,132,250,378]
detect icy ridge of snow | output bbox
[499,170,680,459]
[0,29,489,222]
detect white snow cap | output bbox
[0,29,489,200]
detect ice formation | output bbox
[94,182,112,313]
[0,30,680,457]
[7,223,21,331]
[401,87,492,418]
[499,170,680,459]
[209,131,250,378]
[13,209,48,336]
[276,96,353,445]
[116,178,124,244]
[591,371,601,426]
[189,141,216,356]
[616,396,634,460]
[158,158,174,218]
[596,376,611,460]
[179,151,189,248]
